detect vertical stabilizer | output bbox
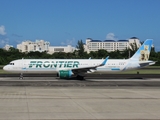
[130,39,153,61]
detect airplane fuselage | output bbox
[3,58,140,73]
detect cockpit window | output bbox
[9,63,14,65]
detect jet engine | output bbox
[58,70,73,79]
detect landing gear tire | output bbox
[57,73,59,77]
[77,75,84,80]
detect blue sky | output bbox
[0,0,160,51]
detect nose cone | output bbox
[3,65,9,71]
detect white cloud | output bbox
[15,40,22,44]
[0,39,8,45]
[12,33,22,37]
[61,38,76,46]
[106,33,118,40]
[0,37,9,47]
[0,25,8,47]
[0,25,6,35]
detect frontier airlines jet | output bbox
[3,39,155,79]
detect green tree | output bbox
[76,40,85,58]
[41,51,52,59]
[121,48,130,59]
[27,51,43,58]
[129,41,139,57]
[157,52,160,65]
[52,52,67,59]
[72,50,79,58]
[89,51,98,59]
[8,47,19,53]
[109,50,122,59]
[97,49,108,59]
[66,52,74,59]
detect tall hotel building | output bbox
[84,37,141,53]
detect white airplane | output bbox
[3,39,155,79]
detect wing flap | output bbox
[72,56,109,74]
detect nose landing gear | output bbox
[19,73,23,79]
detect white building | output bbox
[84,37,141,53]
[17,40,50,52]
[48,45,76,54]
[3,44,14,51]
[16,37,141,54]
[128,37,141,49]
[17,40,76,54]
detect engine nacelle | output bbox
[58,70,73,79]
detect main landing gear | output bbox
[76,75,84,80]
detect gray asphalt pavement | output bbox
[0,86,160,119]
[0,77,160,119]
[0,73,160,79]
[0,77,160,87]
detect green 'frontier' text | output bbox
[29,61,80,68]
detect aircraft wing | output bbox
[139,61,156,67]
[71,56,109,74]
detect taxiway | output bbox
[0,77,160,119]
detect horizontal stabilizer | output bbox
[139,61,156,67]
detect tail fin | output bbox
[130,39,153,61]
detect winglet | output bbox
[100,56,109,66]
